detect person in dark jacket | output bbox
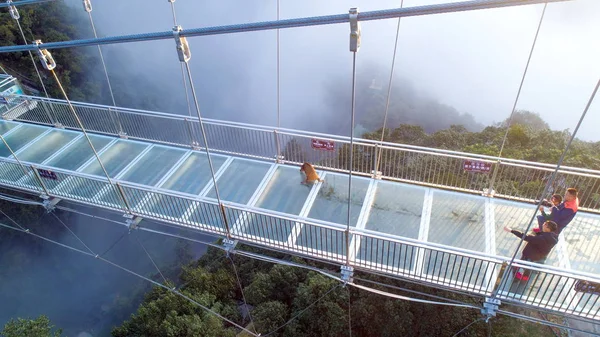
[504,221,559,281]
[535,188,579,234]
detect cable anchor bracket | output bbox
[173,25,191,63]
[7,0,20,20]
[341,265,354,286]
[124,214,143,231]
[349,8,361,53]
[83,0,92,12]
[222,238,238,257]
[33,40,56,71]
[481,297,500,321]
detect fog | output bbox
[63,0,600,141]
[0,202,213,336]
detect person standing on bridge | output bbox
[504,220,558,281]
[534,188,579,234]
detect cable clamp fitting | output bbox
[349,8,361,52]
[222,238,238,256]
[83,0,92,13]
[167,0,175,3]
[341,265,354,285]
[33,40,56,71]
[173,25,191,63]
[7,0,20,20]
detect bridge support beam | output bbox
[41,196,61,212]
[124,214,142,230]
[481,297,501,320]
[341,265,354,284]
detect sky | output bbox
[63,0,600,141]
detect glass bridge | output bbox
[1,96,600,321]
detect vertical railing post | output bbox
[220,203,232,239]
[185,118,199,149]
[38,99,56,125]
[485,160,500,197]
[115,182,133,214]
[31,166,51,197]
[109,107,125,137]
[274,130,283,163]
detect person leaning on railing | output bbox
[504,221,559,281]
[534,188,579,234]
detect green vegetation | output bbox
[112,245,556,337]
[0,315,62,337]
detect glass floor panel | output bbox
[119,146,186,186]
[207,159,271,204]
[365,182,424,239]
[82,140,148,177]
[159,152,227,195]
[17,130,79,163]
[560,213,600,274]
[494,200,536,258]
[254,166,311,214]
[45,135,112,171]
[307,174,369,226]
[428,191,486,252]
[0,124,47,157]
[0,121,17,135]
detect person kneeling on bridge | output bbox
[504,220,558,281]
[534,188,579,235]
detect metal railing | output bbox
[0,153,599,320]
[3,94,599,212]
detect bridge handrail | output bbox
[6,94,600,177]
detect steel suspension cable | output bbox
[451,317,485,337]
[496,3,547,158]
[48,70,117,189]
[276,0,280,128]
[135,233,168,284]
[261,284,342,337]
[0,215,258,336]
[0,0,572,54]
[228,255,257,335]
[374,0,405,175]
[168,0,193,117]
[84,1,117,108]
[488,3,547,191]
[493,76,600,299]
[50,211,95,255]
[345,51,358,266]
[9,5,56,122]
[183,62,229,235]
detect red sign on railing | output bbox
[463,160,492,173]
[311,138,335,151]
[38,169,58,180]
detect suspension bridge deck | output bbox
[1,118,600,320]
